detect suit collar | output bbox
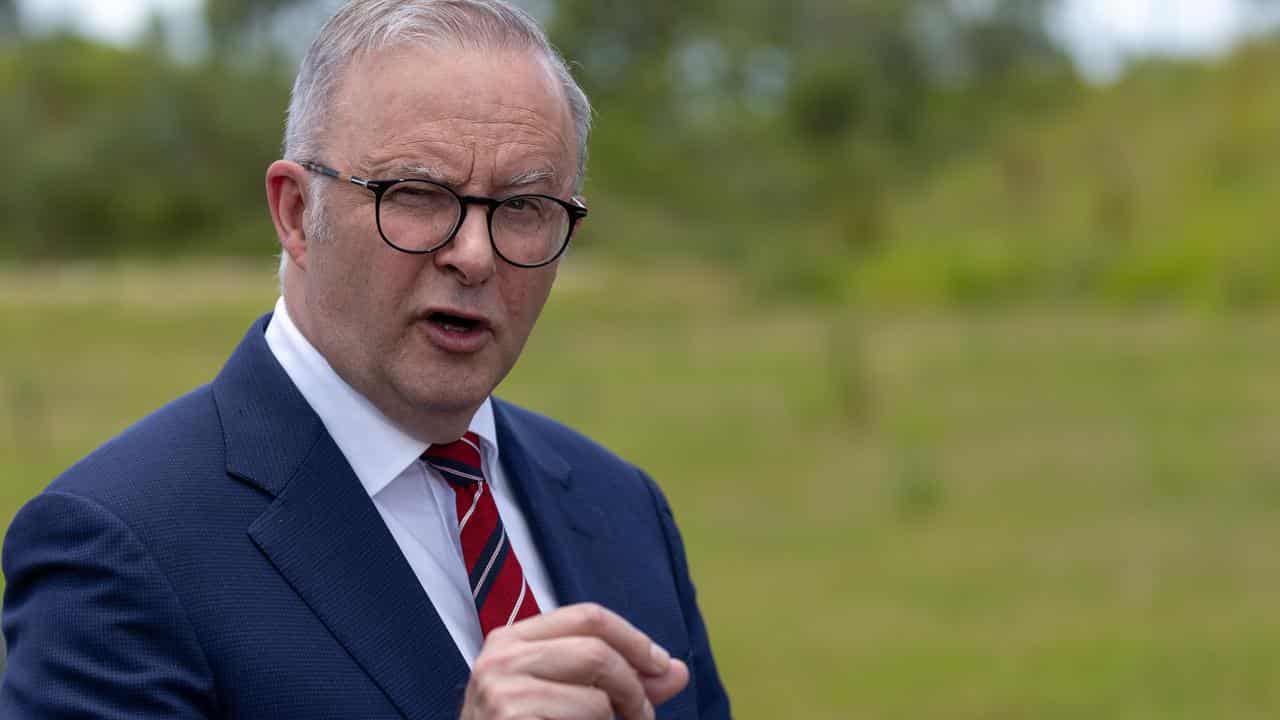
[492,401,627,613]
[491,399,570,490]
[212,313,322,498]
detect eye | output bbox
[384,181,455,211]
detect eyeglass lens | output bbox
[378,180,570,265]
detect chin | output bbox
[399,376,492,416]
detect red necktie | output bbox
[423,432,541,636]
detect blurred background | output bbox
[2,0,1279,716]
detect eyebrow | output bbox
[376,163,560,192]
[505,168,558,188]
[383,163,446,182]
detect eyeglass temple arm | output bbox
[298,160,374,189]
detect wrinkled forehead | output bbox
[325,43,575,178]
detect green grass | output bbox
[2,261,1279,718]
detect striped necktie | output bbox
[423,432,541,636]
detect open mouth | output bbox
[428,311,485,333]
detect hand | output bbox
[460,603,690,720]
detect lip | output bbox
[418,306,494,354]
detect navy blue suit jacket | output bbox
[1,316,730,718]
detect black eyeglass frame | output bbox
[299,160,587,268]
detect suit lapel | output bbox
[215,316,469,719]
[493,401,631,616]
[248,436,469,720]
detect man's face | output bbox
[296,44,576,437]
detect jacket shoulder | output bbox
[41,385,226,516]
[493,398,639,473]
[492,397,670,519]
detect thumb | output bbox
[641,658,690,706]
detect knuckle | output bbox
[472,645,517,677]
[589,646,643,706]
[472,655,501,678]
[584,687,613,718]
[470,673,503,710]
[472,678,527,720]
[604,645,632,678]
[493,703,522,720]
[486,624,515,645]
[576,602,610,633]
[486,679,537,720]
[580,637,613,669]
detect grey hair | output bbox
[283,0,592,190]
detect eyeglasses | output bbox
[299,160,587,268]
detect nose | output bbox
[434,202,496,286]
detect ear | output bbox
[266,160,311,271]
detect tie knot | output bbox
[422,431,485,487]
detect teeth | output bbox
[435,316,476,332]
[430,313,479,333]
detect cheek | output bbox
[314,241,369,309]
[311,234,409,335]
[332,232,416,304]
[500,268,557,331]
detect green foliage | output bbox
[549,0,1080,308]
[0,2,1274,308]
[852,40,1280,308]
[0,35,290,259]
[0,0,15,37]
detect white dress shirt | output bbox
[264,297,559,665]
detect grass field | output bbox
[2,261,1278,718]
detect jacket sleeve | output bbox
[1,491,219,719]
[640,471,733,719]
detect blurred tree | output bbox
[0,0,19,39]
[204,0,312,57]
[9,0,1272,310]
[546,0,1074,213]
[0,34,290,259]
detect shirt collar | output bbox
[264,297,498,498]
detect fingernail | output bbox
[649,642,670,671]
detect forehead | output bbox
[329,43,575,188]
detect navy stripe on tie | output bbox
[469,523,505,590]
[472,534,510,609]
[426,457,483,485]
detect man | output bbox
[0,1,730,717]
